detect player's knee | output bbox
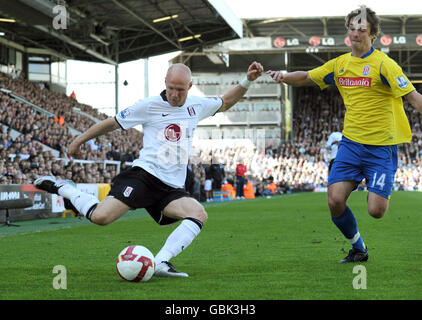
[368,207,386,219]
[192,205,208,223]
[367,196,388,219]
[327,193,345,213]
[90,210,112,226]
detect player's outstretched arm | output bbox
[217,61,263,113]
[68,117,120,158]
[405,90,422,115]
[266,70,313,87]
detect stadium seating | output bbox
[1,71,422,198]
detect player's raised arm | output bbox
[68,117,120,157]
[217,61,263,113]
[405,89,422,114]
[266,70,314,87]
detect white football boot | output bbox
[154,261,189,278]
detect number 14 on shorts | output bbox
[371,172,386,190]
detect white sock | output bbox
[154,218,202,265]
[58,184,99,217]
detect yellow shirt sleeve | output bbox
[380,58,415,98]
[308,59,336,90]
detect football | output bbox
[116,245,155,282]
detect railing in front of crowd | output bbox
[55,158,128,173]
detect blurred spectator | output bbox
[185,160,194,196]
[204,161,213,202]
[210,157,224,191]
[192,171,201,202]
[235,159,247,199]
[70,90,77,101]
[262,176,277,196]
[243,178,255,199]
[55,111,65,126]
[222,178,236,199]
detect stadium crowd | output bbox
[1,70,422,200]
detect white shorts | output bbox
[204,179,212,191]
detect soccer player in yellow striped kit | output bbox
[267,6,422,263]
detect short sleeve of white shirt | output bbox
[115,98,150,130]
[196,97,223,121]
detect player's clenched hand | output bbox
[68,140,82,158]
[247,61,264,81]
[266,70,284,83]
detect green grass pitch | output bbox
[0,191,421,300]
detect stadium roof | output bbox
[0,0,243,65]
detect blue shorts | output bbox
[328,136,398,199]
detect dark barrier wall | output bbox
[0,184,56,222]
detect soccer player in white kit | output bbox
[326,131,342,175]
[34,62,263,278]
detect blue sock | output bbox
[332,206,366,252]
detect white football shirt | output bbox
[115,91,223,188]
[326,131,343,161]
